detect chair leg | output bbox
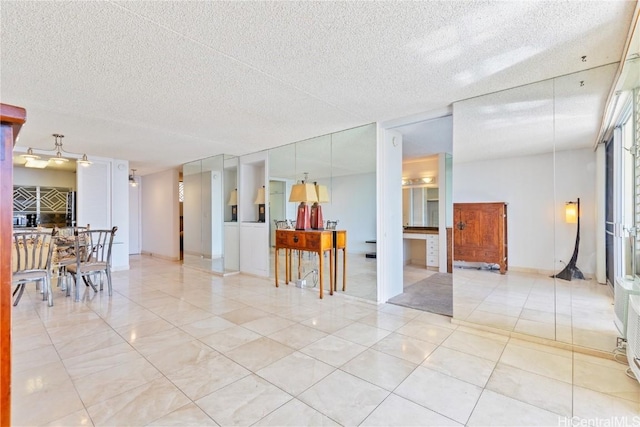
[106,269,112,296]
[84,275,98,292]
[75,273,81,302]
[41,279,47,301]
[67,273,73,297]
[13,284,25,306]
[46,276,53,307]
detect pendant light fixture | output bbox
[22,134,92,167]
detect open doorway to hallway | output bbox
[387,115,453,316]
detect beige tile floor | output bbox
[11,255,640,426]
[453,267,619,353]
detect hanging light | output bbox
[21,148,40,161]
[22,134,91,167]
[77,153,92,167]
[129,169,138,187]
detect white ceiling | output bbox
[1,1,636,175]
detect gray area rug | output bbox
[388,273,453,317]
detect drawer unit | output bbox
[426,234,439,268]
[276,230,330,251]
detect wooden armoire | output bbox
[453,202,508,274]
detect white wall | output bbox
[321,171,376,254]
[129,177,141,254]
[110,160,130,270]
[141,169,180,261]
[182,173,202,256]
[454,148,596,275]
[211,170,223,258]
[377,127,404,303]
[13,167,76,188]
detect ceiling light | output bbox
[77,154,92,167]
[51,151,69,164]
[23,134,90,168]
[402,177,436,186]
[24,159,49,168]
[21,148,40,161]
[129,169,138,187]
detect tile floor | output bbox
[11,255,640,426]
[453,267,619,353]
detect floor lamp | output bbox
[553,198,585,281]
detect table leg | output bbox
[329,249,334,296]
[285,249,290,284]
[342,248,347,291]
[318,250,323,299]
[297,251,302,279]
[275,247,279,287]
[331,246,338,291]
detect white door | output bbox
[77,160,111,229]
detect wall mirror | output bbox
[183,154,239,274]
[268,123,377,301]
[402,155,440,228]
[452,63,619,353]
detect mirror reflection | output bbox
[452,64,619,352]
[269,123,377,301]
[182,154,239,275]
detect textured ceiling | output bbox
[1,1,636,175]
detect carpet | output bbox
[388,273,453,317]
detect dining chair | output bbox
[274,219,291,229]
[52,225,90,291]
[66,226,117,302]
[326,220,339,230]
[12,229,58,307]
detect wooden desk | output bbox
[275,229,346,299]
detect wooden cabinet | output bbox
[1,103,26,426]
[274,229,347,299]
[453,202,508,274]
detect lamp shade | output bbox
[565,201,578,223]
[228,189,238,206]
[315,184,329,203]
[254,186,265,204]
[289,183,318,203]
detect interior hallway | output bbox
[11,255,640,426]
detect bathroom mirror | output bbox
[452,64,619,352]
[402,155,440,227]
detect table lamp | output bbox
[310,183,329,229]
[289,182,317,230]
[254,186,266,222]
[228,189,238,221]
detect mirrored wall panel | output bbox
[182,154,239,275]
[268,123,377,300]
[452,64,619,352]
